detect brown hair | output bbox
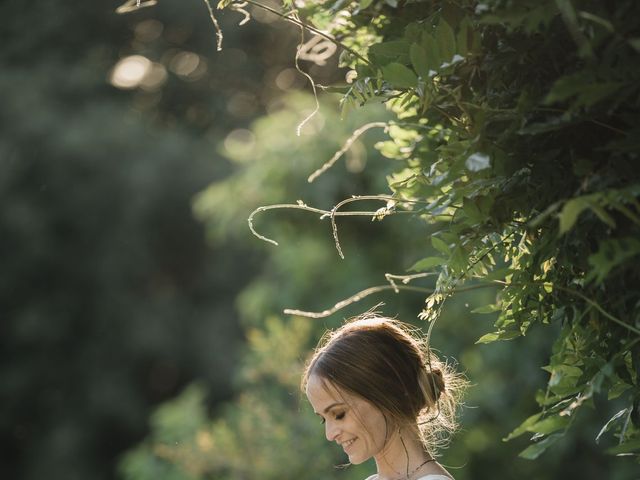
[301,315,466,455]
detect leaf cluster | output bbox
[229,0,640,461]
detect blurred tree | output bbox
[119,317,369,480]
[0,0,319,479]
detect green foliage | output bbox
[120,317,370,480]
[219,0,640,463]
[1,0,311,478]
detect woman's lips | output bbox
[342,437,357,451]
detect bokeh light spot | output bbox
[134,19,163,42]
[275,68,301,91]
[169,51,200,77]
[109,55,152,89]
[223,129,256,160]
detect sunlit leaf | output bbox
[558,197,589,234]
[596,408,629,444]
[409,256,446,272]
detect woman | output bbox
[302,315,466,480]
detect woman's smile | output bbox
[340,437,357,451]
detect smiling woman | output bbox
[302,316,467,480]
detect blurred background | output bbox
[1,1,637,479]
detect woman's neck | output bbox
[373,427,432,480]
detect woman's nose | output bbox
[325,420,339,442]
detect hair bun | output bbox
[427,368,445,399]
[418,366,445,407]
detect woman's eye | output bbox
[335,412,345,420]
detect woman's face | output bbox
[305,373,389,464]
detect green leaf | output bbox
[382,63,418,89]
[359,0,373,9]
[544,364,583,380]
[586,237,640,284]
[544,72,592,104]
[462,197,483,222]
[503,413,542,441]
[431,236,451,255]
[410,43,430,79]
[404,23,422,43]
[498,330,522,341]
[588,202,616,228]
[483,267,515,281]
[555,0,593,58]
[628,38,640,52]
[578,11,614,33]
[369,40,410,65]
[409,256,445,272]
[420,33,440,73]
[449,245,468,271]
[529,201,563,228]
[455,18,471,56]
[476,332,500,344]
[545,74,623,109]
[596,408,629,444]
[519,433,563,460]
[608,380,631,400]
[435,19,456,64]
[527,415,570,435]
[558,197,589,234]
[471,304,501,314]
[605,438,640,455]
[375,140,403,159]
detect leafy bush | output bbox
[213,0,640,460]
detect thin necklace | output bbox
[378,457,436,480]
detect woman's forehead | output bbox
[306,374,349,409]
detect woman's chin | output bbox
[347,453,366,465]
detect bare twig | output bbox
[292,12,320,136]
[308,122,388,182]
[248,196,426,254]
[248,199,407,247]
[284,285,433,318]
[116,0,157,14]
[239,0,371,66]
[203,0,224,51]
[328,195,401,259]
[285,282,500,319]
[385,272,437,293]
